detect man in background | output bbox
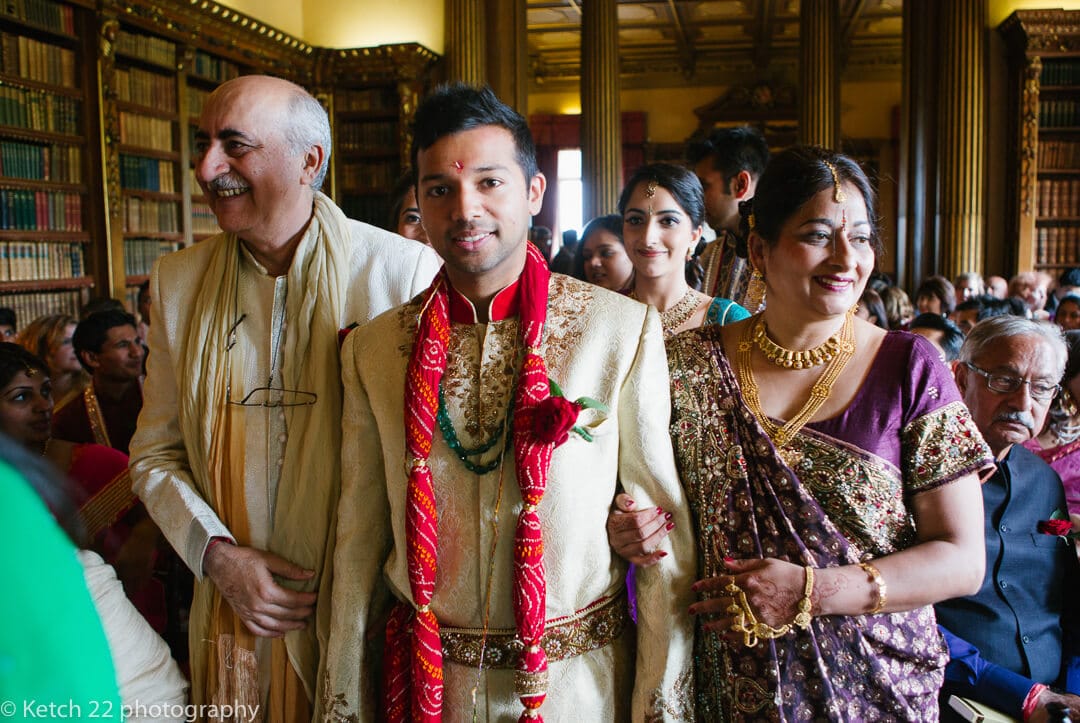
[53,309,143,454]
[938,316,1080,721]
[686,125,769,304]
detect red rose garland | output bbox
[389,242,558,722]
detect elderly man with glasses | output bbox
[936,315,1080,722]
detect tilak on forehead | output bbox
[452,160,463,172]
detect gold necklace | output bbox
[737,312,856,454]
[753,318,847,369]
[633,287,702,338]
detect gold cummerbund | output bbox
[440,589,629,669]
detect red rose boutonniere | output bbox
[1037,509,1079,539]
[532,378,609,447]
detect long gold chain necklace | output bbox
[737,313,856,452]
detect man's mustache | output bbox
[993,410,1035,431]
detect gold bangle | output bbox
[859,561,887,615]
[792,566,814,629]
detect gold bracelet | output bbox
[859,561,887,615]
[792,566,814,629]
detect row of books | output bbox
[119,111,174,150]
[337,88,398,113]
[0,82,79,134]
[116,67,177,112]
[0,187,80,230]
[0,33,76,88]
[121,196,178,233]
[115,30,175,68]
[1037,179,1080,218]
[120,154,175,193]
[0,288,85,320]
[1040,100,1080,129]
[341,193,388,227]
[1040,141,1080,171]
[337,121,398,153]
[1037,226,1080,267]
[338,160,398,190]
[123,237,179,276]
[0,0,74,36]
[192,50,239,83]
[0,139,80,182]
[191,203,218,235]
[188,86,208,119]
[0,240,83,280]
[1042,60,1080,87]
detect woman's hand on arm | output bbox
[605,492,673,566]
[689,473,985,632]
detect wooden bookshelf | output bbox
[322,44,438,227]
[1000,10,1080,278]
[0,0,103,324]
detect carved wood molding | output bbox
[1000,10,1080,57]
[100,0,318,82]
[1019,57,1041,218]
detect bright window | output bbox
[556,148,583,245]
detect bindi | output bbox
[452,160,464,173]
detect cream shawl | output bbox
[176,192,350,710]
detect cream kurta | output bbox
[323,275,697,722]
[129,215,441,703]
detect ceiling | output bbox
[526,0,904,90]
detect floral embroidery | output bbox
[904,400,992,491]
[646,665,694,722]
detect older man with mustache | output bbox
[129,76,440,716]
[936,316,1080,722]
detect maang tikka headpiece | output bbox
[824,160,846,203]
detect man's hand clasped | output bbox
[204,542,317,637]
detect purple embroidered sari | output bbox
[666,328,992,722]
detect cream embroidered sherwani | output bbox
[323,274,697,722]
[129,215,441,705]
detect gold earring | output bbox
[745,265,766,313]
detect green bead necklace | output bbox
[437,382,514,475]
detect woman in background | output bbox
[16,313,87,411]
[0,342,166,633]
[856,287,889,329]
[1025,329,1080,516]
[881,285,915,330]
[915,275,957,317]
[576,213,634,292]
[619,163,748,336]
[388,170,429,245]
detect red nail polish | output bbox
[625,499,635,508]
[658,550,668,558]
[656,506,664,514]
[665,512,673,520]
[665,522,675,531]
[724,556,734,563]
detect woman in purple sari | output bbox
[615,147,993,720]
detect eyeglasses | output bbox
[963,362,1060,402]
[225,313,318,408]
